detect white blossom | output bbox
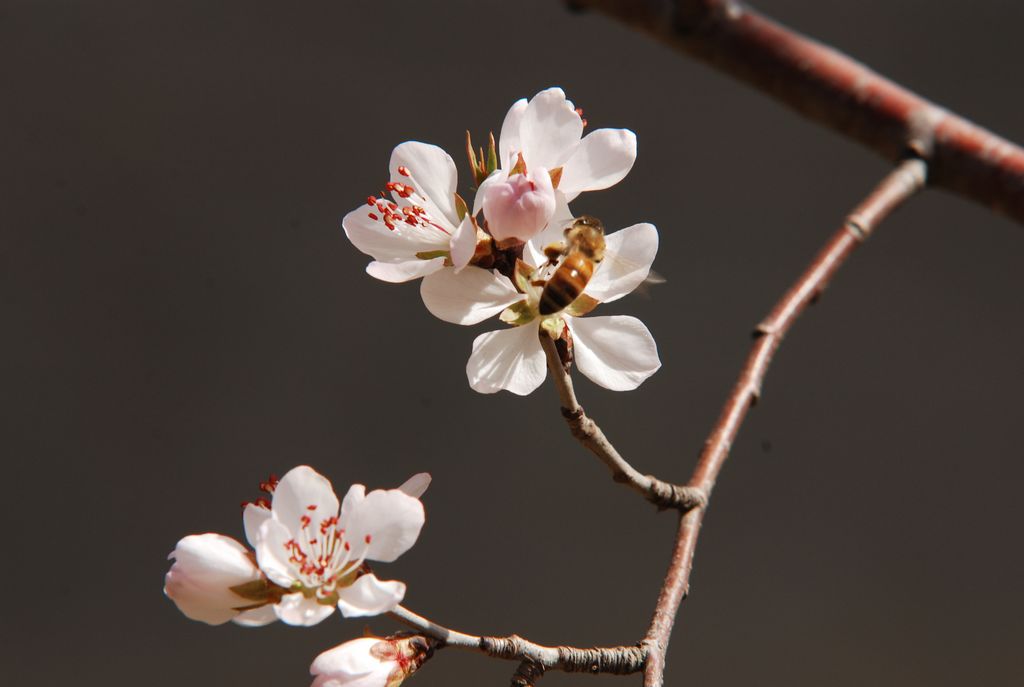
[343,142,476,283]
[420,223,661,395]
[251,466,426,626]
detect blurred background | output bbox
[2,1,1023,684]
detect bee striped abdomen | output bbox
[539,255,595,315]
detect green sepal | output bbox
[565,294,600,317]
[500,300,535,326]
[454,193,469,222]
[415,250,449,261]
[540,315,565,340]
[486,132,498,176]
[230,578,284,603]
[509,151,527,177]
[548,166,563,189]
[513,259,536,293]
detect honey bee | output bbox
[538,215,606,315]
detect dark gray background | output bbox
[2,1,1022,685]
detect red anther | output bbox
[397,165,410,176]
[259,474,279,494]
[344,542,351,551]
[366,196,376,206]
[405,216,417,226]
[307,504,318,511]
[300,515,311,528]
[385,182,398,191]
[364,534,372,544]
[368,212,379,221]
[575,107,584,116]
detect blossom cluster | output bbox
[343,87,662,395]
[165,87,666,687]
[165,466,428,627]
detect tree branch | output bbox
[388,604,646,676]
[641,157,927,687]
[567,0,1024,225]
[539,334,705,511]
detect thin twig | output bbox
[388,604,646,675]
[540,334,705,511]
[641,158,928,687]
[567,0,1024,225]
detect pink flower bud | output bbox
[164,533,264,625]
[479,167,556,243]
[311,636,433,687]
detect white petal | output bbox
[343,206,446,262]
[311,637,384,678]
[566,316,661,391]
[499,98,528,169]
[449,216,477,271]
[274,592,336,626]
[420,267,520,325]
[342,489,425,563]
[524,198,574,268]
[390,142,459,227]
[340,483,366,523]
[558,128,637,201]
[243,504,271,549]
[585,223,659,303]
[272,465,340,539]
[233,604,279,627]
[255,518,300,588]
[397,473,431,498]
[336,574,406,617]
[466,325,547,395]
[520,87,584,171]
[366,257,444,283]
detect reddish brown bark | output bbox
[641,159,928,687]
[569,0,1024,224]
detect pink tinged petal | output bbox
[397,473,431,498]
[466,325,547,395]
[420,267,520,325]
[585,223,659,303]
[164,533,261,625]
[255,518,301,588]
[343,206,447,263]
[558,128,638,201]
[499,98,528,169]
[472,168,505,216]
[336,574,406,617]
[274,591,336,626]
[272,466,340,540]
[566,315,661,391]
[449,216,477,271]
[342,489,425,563]
[311,638,386,678]
[520,87,584,171]
[233,604,279,627]
[366,257,445,283]
[390,142,459,228]
[243,503,271,549]
[480,167,557,243]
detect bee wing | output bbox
[586,223,660,303]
